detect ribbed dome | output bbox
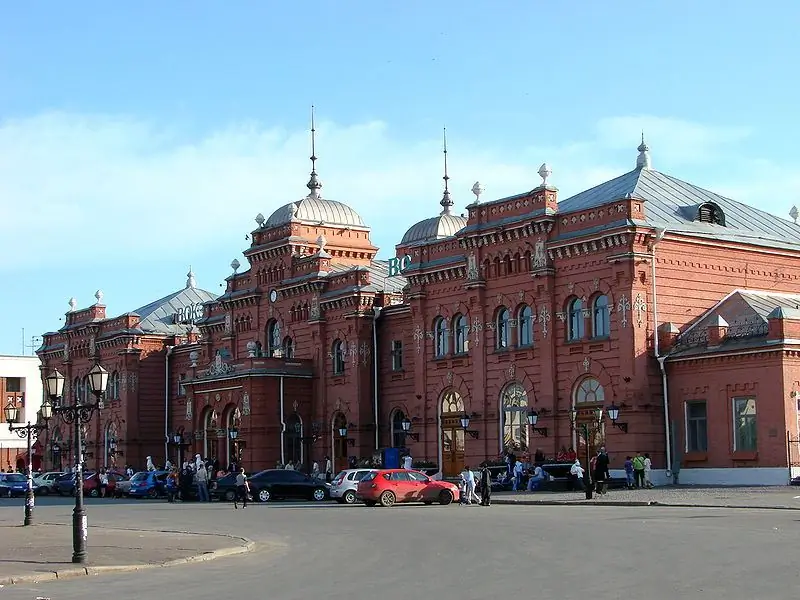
[401,213,467,245]
[266,196,366,228]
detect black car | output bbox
[210,473,238,501]
[221,469,329,503]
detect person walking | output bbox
[632,452,646,489]
[462,466,477,505]
[594,447,610,495]
[643,453,653,488]
[234,467,249,509]
[195,463,210,502]
[480,465,492,506]
[166,468,178,503]
[98,468,109,498]
[324,456,332,483]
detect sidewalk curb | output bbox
[0,530,255,587]
[491,498,800,511]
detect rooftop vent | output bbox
[697,202,725,226]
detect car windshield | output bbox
[4,474,26,483]
[130,473,149,482]
[360,472,377,482]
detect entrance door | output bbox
[441,421,465,478]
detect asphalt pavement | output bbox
[0,495,797,599]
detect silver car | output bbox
[330,469,377,504]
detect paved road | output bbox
[0,497,796,599]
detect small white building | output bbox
[0,355,43,471]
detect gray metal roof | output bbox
[266,195,367,229]
[400,213,467,245]
[557,167,800,251]
[133,286,218,335]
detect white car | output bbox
[330,469,378,504]
[33,471,64,495]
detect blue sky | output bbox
[2,1,799,355]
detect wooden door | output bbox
[441,419,465,477]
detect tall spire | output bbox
[439,127,453,215]
[636,131,652,170]
[306,105,323,198]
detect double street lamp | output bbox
[4,399,52,526]
[569,403,629,500]
[45,365,109,564]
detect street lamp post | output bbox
[4,400,52,526]
[47,365,108,564]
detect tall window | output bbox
[501,382,529,452]
[496,307,510,349]
[283,336,294,359]
[178,374,187,397]
[202,408,216,460]
[285,413,301,465]
[391,340,404,371]
[685,401,708,452]
[592,295,610,337]
[574,377,605,404]
[266,320,281,357]
[518,305,534,346]
[391,410,406,448]
[332,339,345,375]
[434,317,448,358]
[453,314,469,354]
[733,397,757,451]
[568,298,584,341]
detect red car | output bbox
[356,469,459,507]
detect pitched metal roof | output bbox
[266,196,367,229]
[558,167,800,251]
[133,286,218,335]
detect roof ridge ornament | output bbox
[186,266,196,289]
[790,205,798,224]
[636,132,652,170]
[470,181,484,205]
[306,105,323,199]
[538,163,552,187]
[439,127,453,215]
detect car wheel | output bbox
[257,488,271,502]
[148,488,158,499]
[39,487,49,496]
[89,489,99,498]
[312,488,326,502]
[342,490,356,505]
[364,500,377,507]
[438,490,453,506]
[423,501,433,505]
[379,491,396,507]
[224,490,236,502]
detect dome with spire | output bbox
[400,128,467,246]
[264,107,367,230]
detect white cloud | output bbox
[0,112,792,271]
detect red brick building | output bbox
[37,135,800,485]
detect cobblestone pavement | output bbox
[0,508,251,585]
[492,485,800,508]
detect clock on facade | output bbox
[269,289,278,303]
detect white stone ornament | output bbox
[538,163,552,187]
[94,290,104,305]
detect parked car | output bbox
[246,469,330,503]
[330,469,377,504]
[210,473,238,501]
[0,473,36,497]
[356,469,459,507]
[32,471,65,495]
[55,471,96,496]
[83,471,128,497]
[127,471,169,499]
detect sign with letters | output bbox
[173,304,205,324]
[387,255,412,277]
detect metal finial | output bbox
[637,133,652,170]
[255,213,265,226]
[791,205,798,224]
[186,266,196,289]
[440,127,453,215]
[231,259,240,273]
[306,105,322,198]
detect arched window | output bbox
[201,408,217,460]
[441,389,465,414]
[501,382,529,452]
[72,377,80,403]
[283,336,294,359]
[592,295,610,338]
[568,298,584,341]
[332,339,345,375]
[575,377,605,404]
[81,376,90,403]
[391,409,407,448]
[266,320,281,357]
[433,317,448,358]
[453,314,469,354]
[496,307,510,349]
[518,305,534,346]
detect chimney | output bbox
[657,322,680,351]
[706,314,728,347]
